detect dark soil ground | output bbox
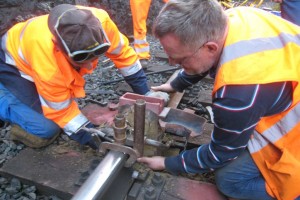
[0,0,164,37]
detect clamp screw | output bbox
[151,173,163,186]
[144,186,156,200]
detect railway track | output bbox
[0,43,219,200]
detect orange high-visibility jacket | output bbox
[1,6,142,135]
[212,7,300,200]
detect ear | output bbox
[52,37,60,50]
[52,36,58,44]
[204,41,219,54]
[51,37,60,49]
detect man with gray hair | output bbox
[138,0,300,199]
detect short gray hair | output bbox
[153,0,227,49]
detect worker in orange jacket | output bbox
[130,0,169,67]
[0,4,168,149]
[138,0,300,199]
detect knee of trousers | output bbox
[15,116,61,139]
[31,119,61,139]
[214,167,239,197]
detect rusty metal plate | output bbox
[159,108,207,137]
[160,176,227,200]
[0,145,99,199]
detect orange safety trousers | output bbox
[130,0,151,60]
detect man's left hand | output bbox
[137,156,166,170]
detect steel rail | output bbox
[71,69,185,199]
[71,151,127,200]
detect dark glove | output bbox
[69,122,101,150]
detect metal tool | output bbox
[159,107,207,136]
[99,142,139,167]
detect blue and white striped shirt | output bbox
[166,72,292,174]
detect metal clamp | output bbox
[99,142,140,167]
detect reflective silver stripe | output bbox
[18,47,29,66]
[19,71,34,82]
[109,33,124,55]
[248,130,269,153]
[1,33,34,82]
[17,18,36,66]
[1,18,36,66]
[220,33,300,66]
[63,113,89,136]
[134,38,147,45]
[1,33,16,65]
[39,95,72,110]
[248,103,300,153]
[19,18,36,39]
[2,34,34,81]
[118,60,142,76]
[135,46,150,54]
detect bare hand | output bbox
[151,83,176,93]
[137,156,166,170]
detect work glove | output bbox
[145,90,170,105]
[69,122,101,150]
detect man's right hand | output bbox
[137,156,166,170]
